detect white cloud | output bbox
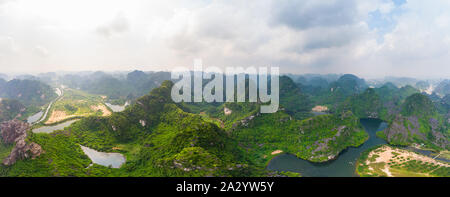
[96,13,130,38]
[0,0,449,78]
[34,45,49,57]
[0,36,18,54]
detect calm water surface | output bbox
[105,102,129,112]
[32,119,79,133]
[27,111,43,124]
[267,118,388,177]
[80,145,126,168]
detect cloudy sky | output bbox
[0,0,449,78]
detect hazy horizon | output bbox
[1,0,450,78]
[1,69,448,82]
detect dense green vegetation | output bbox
[59,71,170,103]
[0,99,26,122]
[1,81,263,177]
[1,72,449,177]
[232,110,368,164]
[0,142,13,163]
[180,76,312,130]
[382,93,449,150]
[336,88,386,119]
[0,79,58,121]
[401,93,436,118]
[0,79,57,108]
[279,76,313,120]
[325,74,367,104]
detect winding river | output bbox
[32,119,79,133]
[267,118,388,177]
[28,87,64,125]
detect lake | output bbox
[267,118,388,177]
[32,119,79,133]
[80,145,126,168]
[105,102,129,112]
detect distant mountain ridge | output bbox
[58,70,170,103]
[0,79,57,107]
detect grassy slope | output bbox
[1,81,263,177]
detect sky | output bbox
[0,0,450,78]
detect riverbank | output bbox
[28,87,63,125]
[32,119,79,133]
[267,118,388,177]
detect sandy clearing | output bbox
[271,150,283,155]
[381,166,393,177]
[46,110,70,124]
[369,146,450,168]
[45,110,84,124]
[46,104,111,124]
[91,104,112,116]
[312,105,328,112]
[224,107,232,115]
[365,145,450,177]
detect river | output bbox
[27,111,43,124]
[32,119,79,133]
[267,118,388,177]
[28,87,64,125]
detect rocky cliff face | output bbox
[0,119,43,166]
[1,119,29,144]
[383,115,449,149]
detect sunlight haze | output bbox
[0,0,450,78]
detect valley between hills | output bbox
[0,71,449,177]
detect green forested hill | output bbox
[337,88,385,119]
[1,81,261,177]
[441,95,450,114]
[401,93,436,117]
[335,82,421,121]
[279,76,313,120]
[1,74,448,177]
[327,74,367,102]
[232,110,368,163]
[304,74,368,109]
[374,83,419,105]
[0,99,26,122]
[0,79,57,108]
[380,93,449,149]
[59,71,170,103]
[435,80,450,96]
